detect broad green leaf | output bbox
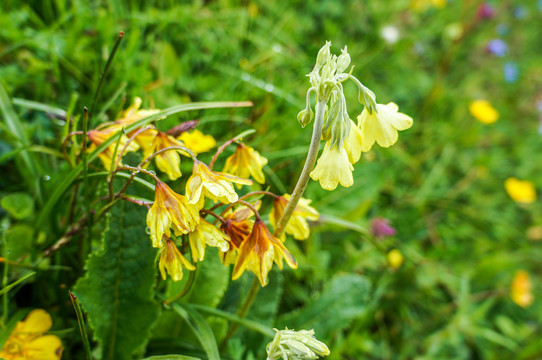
[142,356,201,360]
[36,100,252,228]
[1,193,33,219]
[5,224,33,261]
[73,201,159,360]
[171,303,220,360]
[186,247,230,308]
[277,274,371,339]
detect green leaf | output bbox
[36,100,252,228]
[1,192,34,219]
[73,201,159,360]
[142,356,201,360]
[5,224,33,261]
[277,274,371,339]
[171,303,220,360]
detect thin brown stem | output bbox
[140,145,197,167]
[239,190,279,201]
[199,209,227,224]
[62,131,83,166]
[209,139,234,169]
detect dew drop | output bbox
[264,84,274,92]
[145,226,151,235]
[241,73,251,81]
[43,175,51,181]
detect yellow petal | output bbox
[505,177,536,204]
[469,100,499,124]
[310,142,353,191]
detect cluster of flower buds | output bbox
[81,98,320,286]
[298,42,413,190]
[266,328,330,360]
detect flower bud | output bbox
[336,46,351,73]
[297,107,314,128]
[315,41,332,68]
[266,328,330,360]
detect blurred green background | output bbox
[1,0,541,359]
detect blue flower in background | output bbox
[514,6,528,19]
[496,23,509,36]
[504,62,518,83]
[487,39,507,57]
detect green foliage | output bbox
[278,274,371,340]
[1,192,33,219]
[73,201,159,360]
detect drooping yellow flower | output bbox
[177,129,216,155]
[188,218,230,262]
[505,177,537,204]
[310,141,353,191]
[158,238,195,282]
[232,219,297,286]
[511,270,533,308]
[219,203,259,265]
[269,194,319,240]
[115,97,161,127]
[344,119,363,164]
[469,100,499,124]
[387,249,404,270]
[186,160,252,205]
[357,102,413,152]
[146,181,200,248]
[87,124,139,170]
[223,143,269,184]
[146,131,189,181]
[0,309,63,360]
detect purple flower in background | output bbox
[477,2,495,20]
[504,62,518,83]
[487,39,507,57]
[370,217,396,239]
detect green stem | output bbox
[273,100,325,238]
[220,100,326,349]
[219,275,261,350]
[163,264,198,305]
[2,225,8,326]
[88,31,124,129]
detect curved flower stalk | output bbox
[146,180,200,248]
[223,143,268,185]
[297,41,413,191]
[158,238,195,281]
[0,309,63,360]
[269,194,319,240]
[186,160,253,205]
[145,131,189,181]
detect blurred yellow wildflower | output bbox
[177,129,216,155]
[146,131,188,181]
[0,309,63,360]
[158,239,195,282]
[87,124,139,170]
[469,100,499,124]
[357,102,413,152]
[310,141,353,191]
[223,143,268,184]
[188,218,230,262]
[186,160,252,205]
[115,97,161,127]
[387,249,404,270]
[527,225,542,241]
[505,177,536,204]
[411,0,446,11]
[511,270,533,308]
[232,219,297,286]
[269,194,319,240]
[146,181,200,248]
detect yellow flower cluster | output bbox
[86,97,216,179]
[511,270,533,308]
[0,309,63,360]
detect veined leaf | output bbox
[73,201,159,360]
[277,274,371,339]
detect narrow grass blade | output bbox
[191,304,274,337]
[0,272,36,296]
[69,291,92,360]
[171,303,220,360]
